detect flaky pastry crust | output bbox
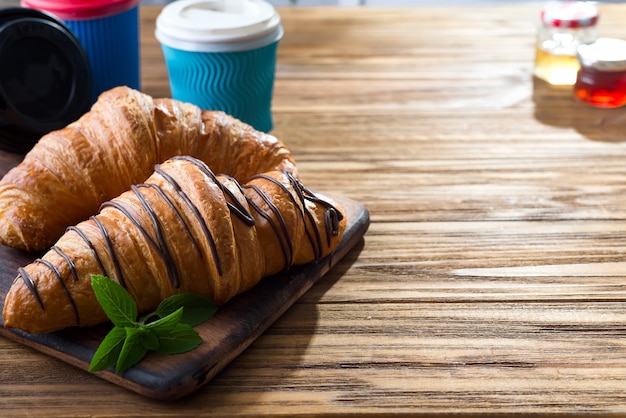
[0,87,296,251]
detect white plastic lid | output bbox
[155,0,283,52]
[577,38,626,72]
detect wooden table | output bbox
[3,2,626,416]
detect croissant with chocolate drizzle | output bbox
[2,156,346,334]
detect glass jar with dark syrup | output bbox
[574,38,626,108]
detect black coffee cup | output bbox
[0,7,92,153]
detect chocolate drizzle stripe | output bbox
[91,215,127,288]
[17,267,44,310]
[221,175,256,227]
[290,173,344,247]
[130,185,181,289]
[299,181,345,226]
[137,183,202,258]
[100,201,160,252]
[248,173,302,260]
[66,226,106,275]
[324,208,340,246]
[34,258,80,326]
[251,171,324,260]
[155,164,223,276]
[284,173,323,259]
[288,171,337,255]
[101,197,181,289]
[172,155,256,226]
[243,183,293,271]
[51,246,79,282]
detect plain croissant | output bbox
[0,86,296,251]
[3,156,346,334]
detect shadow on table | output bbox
[190,237,366,404]
[532,76,626,143]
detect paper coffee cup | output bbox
[155,0,284,132]
[22,0,141,103]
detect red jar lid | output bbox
[541,1,599,29]
[20,0,140,20]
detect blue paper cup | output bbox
[21,0,141,103]
[155,0,283,133]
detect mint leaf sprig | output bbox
[88,275,218,374]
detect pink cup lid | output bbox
[21,0,140,20]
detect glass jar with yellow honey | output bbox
[534,1,598,86]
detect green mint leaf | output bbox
[140,328,160,352]
[116,327,148,374]
[155,323,202,355]
[91,275,138,328]
[90,277,213,374]
[156,293,218,326]
[144,307,184,335]
[89,326,126,372]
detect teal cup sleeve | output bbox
[160,39,279,133]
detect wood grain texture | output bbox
[2,2,626,416]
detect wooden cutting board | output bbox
[0,195,369,400]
